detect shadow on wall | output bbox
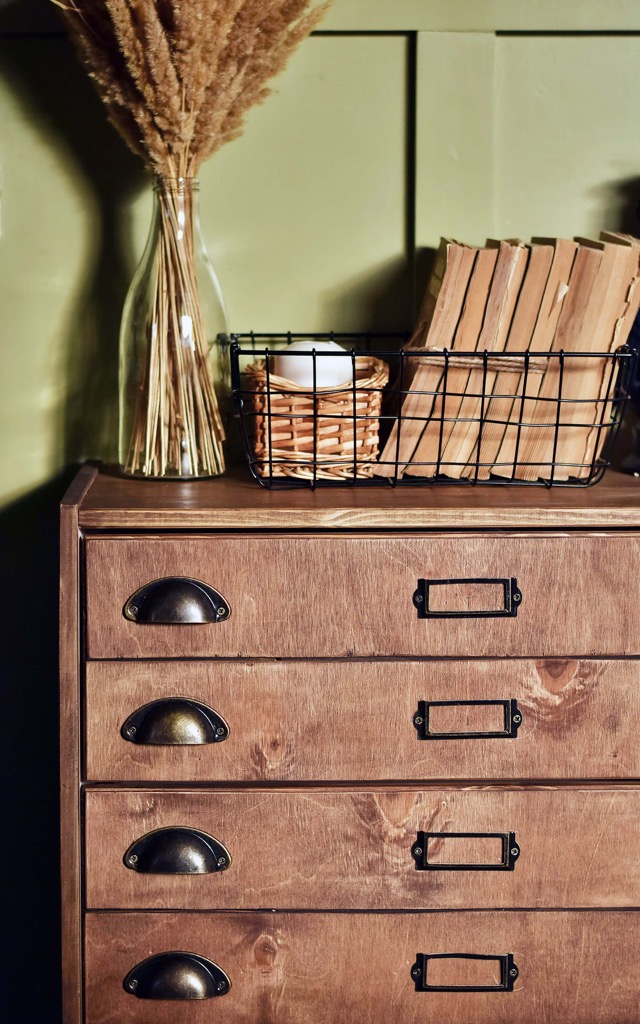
[0,466,79,1024]
[0,0,59,32]
[589,174,640,237]
[0,9,136,1018]
[320,255,416,335]
[0,6,145,469]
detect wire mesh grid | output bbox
[226,332,635,488]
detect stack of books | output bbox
[375,233,640,481]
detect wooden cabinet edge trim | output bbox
[78,508,640,530]
[81,781,640,795]
[60,466,95,1024]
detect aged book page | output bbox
[374,239,476,477]
[468,241,553,479]
[493,238,578,479]
[436,240,527,479]
[518,241,635,480]
[404,245,498,477]
[577,237,640,476]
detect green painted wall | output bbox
[1,1,640,505]
[2,7,640,1017]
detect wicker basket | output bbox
[245,355,390,479]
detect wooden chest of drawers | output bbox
[60,467,640,1023]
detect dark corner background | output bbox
[0,0,127,1020]
[0,466,78,1023]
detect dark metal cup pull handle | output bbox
[413,577,522,619]
[124,827,231,874]
[123,577,230,624]
[414,699,522,740]
[411,953,518,993]
[123,952,230,999]
[121,698,229,745]
[412,831,520,871]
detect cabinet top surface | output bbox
[64,464,640,529]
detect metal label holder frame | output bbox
[411,952,519,993]
[414,698,522,741]
[411,831,520,872]
[413,577,522,619]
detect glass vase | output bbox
[118,177,227,478]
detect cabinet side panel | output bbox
[60,466,95,1024]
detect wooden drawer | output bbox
[84,785,639,910]
[85,658,640,782]
[85,910,640,1023]
[84,532,640,659]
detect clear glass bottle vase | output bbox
[119,177,227,478]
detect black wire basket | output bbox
[227,332,635,489]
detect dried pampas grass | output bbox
[52,0,331,177]
[51,0,331,477]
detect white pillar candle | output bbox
[273,340,353,388]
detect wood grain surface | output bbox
[85,658,640,782]
[85,532,640,658]
[84,785,640,911]
[78,467,640,529]
[59,465,97,1024]
[84,910,640,1023]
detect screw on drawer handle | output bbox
[413,699,522,741]
[411,953,519,993]
[413,577,522,619]
[411,831,520,872]
[124,827,231,875]
[121,698,229,746]
[123,577,231,624]
[123,952,230,999]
